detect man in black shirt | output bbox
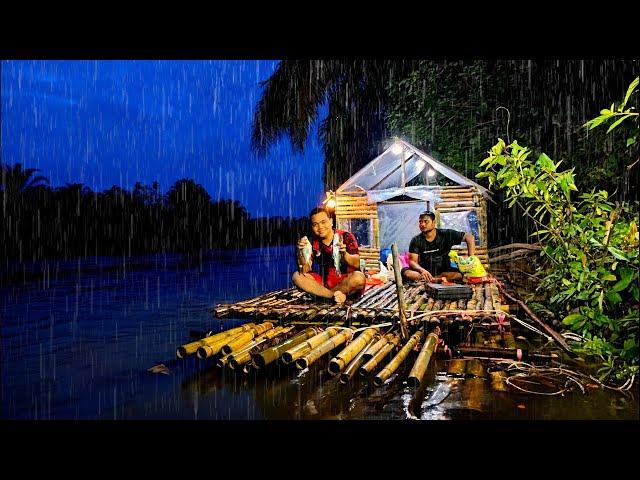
[402,211,476,282]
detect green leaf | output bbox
[479,157,493,167]
[563,314,585,325]
[600,274,617,282]
[535,153,555,171]
[606,114,634,133]
[626,136,636,147]
[621,77,639,109]
[505,176,520,187]
[608,246,629,261]
[611,268,636,292]
[605,291,622,304]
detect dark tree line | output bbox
[1,163,308,262]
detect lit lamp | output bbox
[323,190,336,210]
[391,142,404,155]
[427,168,436,177]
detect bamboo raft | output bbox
[172,242,566,405]
[213,281,510,332]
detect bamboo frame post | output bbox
[391,243,409,341]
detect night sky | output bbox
[0,60,325,218]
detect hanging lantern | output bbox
[323,190,336,210]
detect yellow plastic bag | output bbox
[455,253,487,277]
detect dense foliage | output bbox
[1,170,308,264]
[478,78,639,384]
[388,60,637,198]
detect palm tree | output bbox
[251,60,419,189]
[0,162,50,197]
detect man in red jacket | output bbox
[292,206,365,304]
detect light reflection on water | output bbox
[1,247,638,420]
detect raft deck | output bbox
[214,280,512,335]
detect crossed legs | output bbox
[292,271,365,304]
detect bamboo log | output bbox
[436,207,483,213]
[227,326,293,369]
[296,329,354,370]
[373,331,424,386]
[221,322,275,355]
[362,332,395,361]
[281,327,340,364]
[391,243,409,341]
[339,337,377,384]
[360,334,401,377]
[196,331,252,360]
[489,249,539,263]
[498,285,574,356]
[406,331,439,388]
[454,346,557,362]
[328,328,378,374]
[436,201,477,207]
[487,243,542,255]
[176,323,256,358]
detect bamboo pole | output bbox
[360,334,401,377]
[281,327,340,364]
[296,329,354,370]
[453,346,557,362]
[498,285,574,356]
[362,332,395,361]
[373,331,424,386]
[251,327,320,369]
[391,243,409,341]
[328,328,378,374]
[227,326,293,369]
[220,322,275,355]
[340,337,377,384]
[176,323,256,358]
[406,331,439,388]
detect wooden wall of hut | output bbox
[335,191,381,273]
[435,186,489,270]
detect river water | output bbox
[1,247,637,420]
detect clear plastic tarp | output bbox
[366,186,441,204]
[337,218,374,248]
[378,201,429,253]
[337,139,489,196]
[438,210,482,247]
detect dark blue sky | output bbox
[0,60,325,218]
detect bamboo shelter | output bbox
[335,138,491,273]
[176,139,574,414]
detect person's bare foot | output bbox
[333,291,346,304]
